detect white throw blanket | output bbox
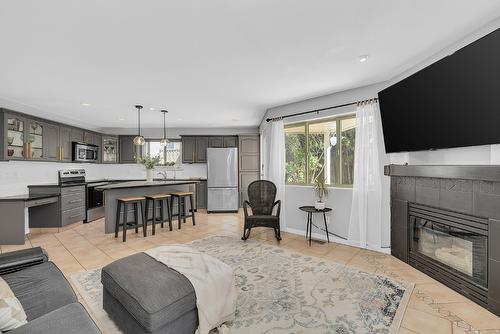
[144,245,238,334]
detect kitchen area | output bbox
[0,108,260,245]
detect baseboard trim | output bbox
[282,227,391,254]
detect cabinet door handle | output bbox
[69,199,83,204]
[192,152,195,162]
[69,214,81,219]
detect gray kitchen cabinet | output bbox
[238,134,260,207]
[182,136,209,163]
[223,136,238,148]
[59,126,72,161]
[43,123,60,161]
[239,171,260,206]
[119,135,140,163]
[3,112,28,160]
[102,136,119,163]
[196,180,207,209]
[195,137,209,162]
[208,136,224,148]
[25,119,46,160]
[71,128,84,143]
[182,136,196,163]
[28,184,86,227]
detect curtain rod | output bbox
[265,97,378,122]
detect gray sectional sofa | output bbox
[0,247,101,334]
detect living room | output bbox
[1,1,500,333]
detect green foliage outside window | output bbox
[285,115,356,186]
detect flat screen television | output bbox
[378,27,500,153]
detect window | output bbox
[144,140,182,166]
[285,115,356,186]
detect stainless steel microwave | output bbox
[72,142,99,162]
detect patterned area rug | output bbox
[71,236,413,334]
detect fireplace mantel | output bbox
[385,164,500,182]
[385,164,500,316]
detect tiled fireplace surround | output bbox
[385,164,500,317]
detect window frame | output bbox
[284,113,356,188]
[143,138,182,167]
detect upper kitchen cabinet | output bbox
[181,136,208,163]
[3,112,27,160]
[119,135,140,163]
[239,134,260,171]
[71,128,84,143]
[102,136,119,163]
[25,119,45,160]
[43,123,60,161]
[195,137,208,162]
[208,136,224,148]
[223,136,238,148]
[59,126,72,161]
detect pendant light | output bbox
[160,109,169,147]
[133,105,145,146]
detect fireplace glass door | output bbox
[410,216,488,288]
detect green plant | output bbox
[314,174,328,202]
[7,136,14,145]
[139,154,161,169]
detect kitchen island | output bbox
[96,180,200,234]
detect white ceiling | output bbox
[1,1,500,130]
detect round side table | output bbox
[299,206,332,246]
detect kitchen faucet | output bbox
[157,171,168,180]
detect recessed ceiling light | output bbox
[149,107,156,111]
[177,118,182,121]
[118,117,125,121]
[358,55,369,63]
[82,103,91,107]
[232,118,240,122]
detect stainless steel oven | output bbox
[72,142,99,162]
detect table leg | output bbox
[309,213,312,246]
[323,212,330,243]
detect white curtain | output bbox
[348,101,390,249]
[262,120,286,224]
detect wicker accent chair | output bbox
[242,180,281,241]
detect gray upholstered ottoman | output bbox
[101,253,199,334]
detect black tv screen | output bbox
[378,28,500,153]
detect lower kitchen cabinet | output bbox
[197,180,207,209]
[28,185,86,227]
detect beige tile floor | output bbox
[1,210,499,334]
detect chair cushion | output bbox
[101,252,197,332]
[2,262,77,321]
[9,303,100,334]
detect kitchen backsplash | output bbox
[0,161,207,196]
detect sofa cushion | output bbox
[101,252,197,332]
[2,262,77,320]
[8,303,100,334]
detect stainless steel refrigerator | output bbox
[207,147,239,212]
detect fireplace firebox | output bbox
[409,203,488,306]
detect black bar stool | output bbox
[170,192,196,229]
[144,194,172,235]
[115,196,145,242]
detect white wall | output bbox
[260,17,500,248]
[0,160,207,197]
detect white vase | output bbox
[315,201,325,210]
[146,169,154,182]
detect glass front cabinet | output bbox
[4,113,46,160]
[102,136,119,163]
